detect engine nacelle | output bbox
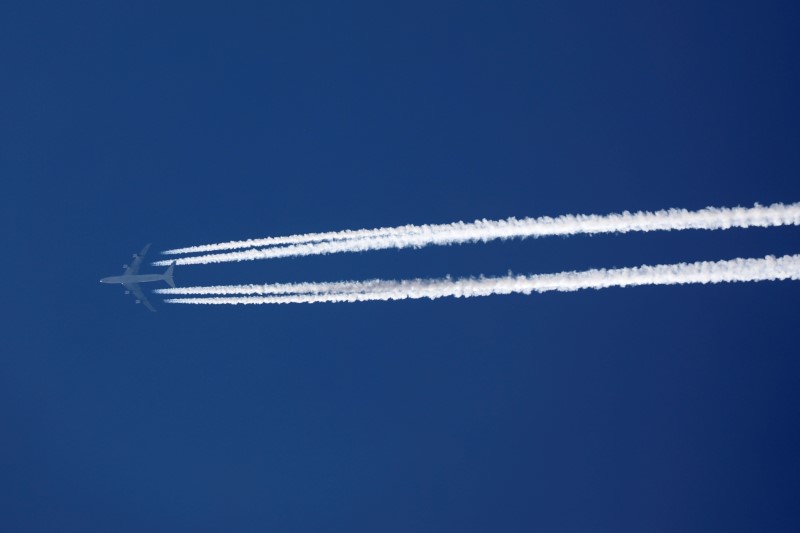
[135,300,141,304]
[123,264,129,269]
[125,290,130,295]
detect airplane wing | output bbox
[123,243,151,276]
[123,282,156,312]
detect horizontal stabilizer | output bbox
[164,262,176,288]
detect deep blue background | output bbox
[2,1,799,531]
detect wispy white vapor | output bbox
[156,279,396,296]
[164,204,800,256]
[161,223,441,255]
[153,203,800,266]
[162,254,800,305]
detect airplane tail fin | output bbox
[163,262,176,288]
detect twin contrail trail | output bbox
[156,278,398,296]
[160,254,800,305]
[153,203,800,266]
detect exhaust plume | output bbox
[154,203,800,266]
[162,254,800,305]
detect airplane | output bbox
[100,243,175,312]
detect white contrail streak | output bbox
[155,279,396,296]
[161,223,447,254]
[162,254,800,305]
[153,203,800,266]
[164,203,800,256]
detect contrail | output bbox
[153,203,800,266]
[155,278,396,296]
[161,254,800,305]
[161,223,448,255]
[163,203,800,255]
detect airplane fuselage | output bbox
[102,244,174,312]
[100,273,168,285]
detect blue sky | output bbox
[2,1,799,531]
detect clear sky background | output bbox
[2,1,799,531]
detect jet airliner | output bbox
[100,244,175,312]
